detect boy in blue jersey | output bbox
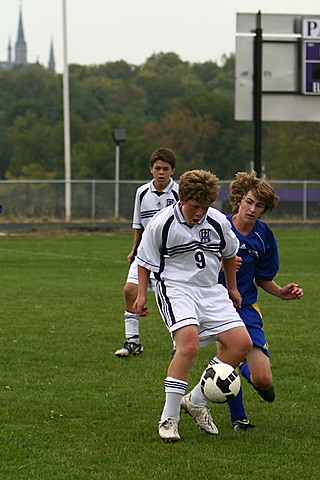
[115,147,179,357]
[218,171,303,430]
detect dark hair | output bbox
[149,148,177,170]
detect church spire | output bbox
[7,37,12,64]
[15,2,27,64]
[1,2,54,71]
[48,37,56,71]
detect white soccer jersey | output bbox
[132,178,179,230]
[136,202,239,287]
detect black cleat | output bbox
[115,341,144,357]
[232,418,255,431]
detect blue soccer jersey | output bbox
[219,215,280,306]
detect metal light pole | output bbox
[253,10,263,178]
[62,0,71,220]
[112,129,126,218]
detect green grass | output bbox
[0,229,319,479]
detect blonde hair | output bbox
[229,171,279,214]
[179,170,220,205]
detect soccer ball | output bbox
[200,362,241,403]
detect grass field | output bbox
[0,228,319,479]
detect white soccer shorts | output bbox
[155,280,245,346]
[126,258,155,290]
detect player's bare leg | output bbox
[216,326,252,368]
[241,346,275,402]
[167,326,199,381]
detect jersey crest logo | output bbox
[199,229,211,243]
[166,199,175,206]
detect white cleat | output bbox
[181,393,219,435]
[158,418,181,442]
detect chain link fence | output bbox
[0,179,319,222]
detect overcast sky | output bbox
[0,0,319,73]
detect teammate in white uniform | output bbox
[115,147,179,357]
[134,170,252,442]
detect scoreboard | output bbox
[236,13,320,120]
[303,19,320,95]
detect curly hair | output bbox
[229,171,279,214]
[179,170,220,205]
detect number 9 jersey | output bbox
[136,202,239,286]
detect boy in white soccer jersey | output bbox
[115,147,179,357]
[134,169,252,442]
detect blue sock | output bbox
[227,386,247,423]
[240,363,252,383]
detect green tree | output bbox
[7,112,63,179]
[264,122,320,179]
[0,54,318,181]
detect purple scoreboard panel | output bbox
[302,18,320,95]
[304,41,320,94]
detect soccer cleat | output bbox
[181,393,219,435]
[232,418,256,431]
[253,385,275,402]
[115,341,144,357]
[158,418,181,442]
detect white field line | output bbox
[0,247,127,264]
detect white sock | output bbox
[124,311,139,341]
[188,383,207,406]
[208,356,222,366]
[161,377,188,422]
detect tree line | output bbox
[0,52,319,181]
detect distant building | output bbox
[48,38,56,71]
[0,5,55,71]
